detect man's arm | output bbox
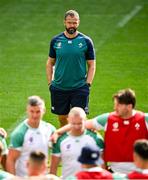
[86,60,96,84]
[6,149,21,175]
[49,155,61,175]
[46,57,56,85]
[51,124,71,143]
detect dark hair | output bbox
[28,96,45,108]
[30,151,46,163]
[134,139,148,160]
[113,89,136,108]
[64,10,79,20]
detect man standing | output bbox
[46,9,96,126]
[6,96,56,177]
[86,89,148,173]
[50,107,104,179]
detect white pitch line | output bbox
[118,5,143,28]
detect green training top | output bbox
[49,32,95,90]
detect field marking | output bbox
[96,4,143,49]
[117,5,143,28]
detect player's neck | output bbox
[27,119,40,128]
[120,109,135,119]
[69,128,85,136]
[64,30,78,39]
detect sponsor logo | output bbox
[123,120,129,125]
[68,40,72,44]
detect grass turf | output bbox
[0,0,148,132]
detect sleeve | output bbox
[96,133,104,151]
[49,38,56,58]
[92,113,109,130]
[144,113,148,130]
[85,37,96,60]
[0,137,8,155]
[52,139,61,157]
[9,131,24,151]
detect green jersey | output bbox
[49,32,95,90]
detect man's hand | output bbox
[50,132,60,143]
[0,128,7,138]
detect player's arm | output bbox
[86,60,96,84]
[85,113,109,131]
[6,149,21,174]
[0,135,8,170]
[1,155,7,170]
[49,155,61,175]
[46,57,55,85]
[0,128,7,138]
[51,124,71,143]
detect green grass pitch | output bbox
[0,0,148,134]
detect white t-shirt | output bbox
[9,119,56,177]
[52,129,104,179]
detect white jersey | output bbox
[9,119,56,177]
[52,129,104,179]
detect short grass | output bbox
[0,0,148,130]
[0,0,148,176]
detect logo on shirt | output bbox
[68,40,72,44]
[29,137,33,143]
[78,43,83,48]
[112,122,119,131]
[135,123,140,130]
[66,144,71,149]
[123,120,129,125]
[51,106,55,110]
[57,42,62,48]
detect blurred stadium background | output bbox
[0,0,148,135]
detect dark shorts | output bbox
[49,84,90,115]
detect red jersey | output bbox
[75,167,113,179]
[104,111,148,162]
[128,170,148,179]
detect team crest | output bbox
[78,43,83,48]
[135,123,140,130]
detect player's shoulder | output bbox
[78,32,93,42]
[51,32,65,42]
[56,132,69,144]
[11,120,28,138]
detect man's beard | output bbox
[66,27,77,35]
